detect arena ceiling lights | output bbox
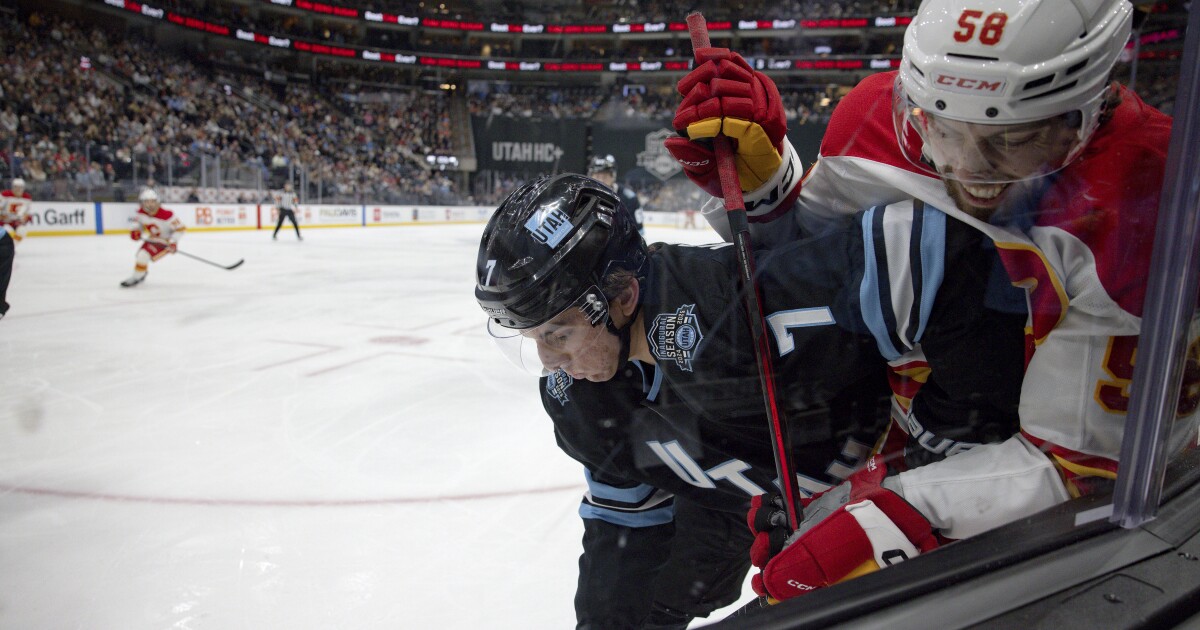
[98,0,903,74]
[265,0,913,34]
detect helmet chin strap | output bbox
[604,282,643,366]
[608,302,641,366]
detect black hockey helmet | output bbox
[475,173,647,332]
[587,154,617,177]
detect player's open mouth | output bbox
[958,182,1009,207]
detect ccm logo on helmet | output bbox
[933,74,1006,94]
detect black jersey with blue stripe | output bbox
[542,200,1023,520]
[538,200,1024,627]
[543,236,895,525]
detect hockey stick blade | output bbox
[176,249,244,270]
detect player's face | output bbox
[522,307,621,382]
[919,114,1077,219]
[591,171,616,189]
[141,199,160,212]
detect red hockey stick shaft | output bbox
[686,12,801,531]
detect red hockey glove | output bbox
[130,230,142,241]
[167,242,178,254]
[22,215,32,225]
[665,47,791,196]
[748,457,938,602]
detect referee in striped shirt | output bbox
[272,181,302,241]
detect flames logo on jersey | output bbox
[546,370,575,406]
[648,304,704,372]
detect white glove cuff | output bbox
[846,499,922,568]
[741,137,803,219]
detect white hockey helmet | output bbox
[894,0,1132,184]
[11,178,25,190]
[139,188,159,202]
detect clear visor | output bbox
[892,83,1094,185]
[486,289,610,378]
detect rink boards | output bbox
[20,201,687,235]
[20,201,498,236]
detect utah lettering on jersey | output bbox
[647,437,871,498]
[648,304,704,371]
[646,440,765,496]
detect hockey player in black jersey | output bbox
[588,154,644,236]
[474,174,1024,626]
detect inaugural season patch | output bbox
[648,304,704,372]
[546,370,575,406]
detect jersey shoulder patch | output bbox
[545,370,575,406]
[647,304,704,372]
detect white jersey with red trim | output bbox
[704,71,1196,537]
[1,190,33,227]
[132,207,185,245]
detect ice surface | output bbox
[0,221,749,628]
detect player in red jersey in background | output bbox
[122,188,185,288]
[666,0,1194,602]
[0,177,34,319]
[1,177,33,247]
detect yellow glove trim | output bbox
[837,559,882,583]
[723,119,783,191]
[685,117,784,192]
[685,117,723,140]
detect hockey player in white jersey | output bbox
[1,178,33,246]
[665,0,1195,603]
[121,189,185,288]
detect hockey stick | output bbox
[176,249,244,270]
[686,12,802,532]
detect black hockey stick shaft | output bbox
[687,12,801,532]
[176,249,244,270]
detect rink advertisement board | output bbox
[100,202,260,233]
[31,202,499,236]
[366,205,494,225]
[184,203,259,230]
[100,203,142,234]
[24,202,98,236]
[297,204,362,227]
